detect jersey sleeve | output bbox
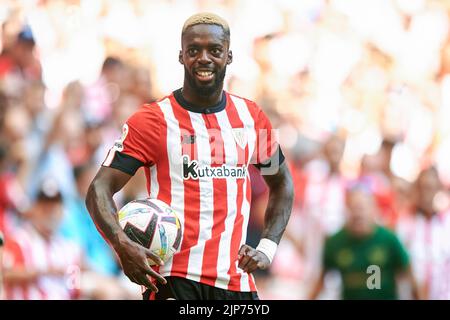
[251,108,285,169]
[102,105,160,175]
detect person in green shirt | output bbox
[309,183,420,300]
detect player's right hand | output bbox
[238,244,270,273]
[116,237,167,292]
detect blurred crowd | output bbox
[1,0,450,300]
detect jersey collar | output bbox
[173,88,227,114]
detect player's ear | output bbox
[179,50,184,65]
[227,50,233,65]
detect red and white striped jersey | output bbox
[102,89,281,292]
[396,211,450,299]
[2,224,82,300]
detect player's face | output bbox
[180,24,232,96]
[345,190,376,237]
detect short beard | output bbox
[185,66,227,97]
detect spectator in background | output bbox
[1,100,32,188]
[46,81,89,166]
[83,56,125,125]
[0,26,41,98]
[0,0,449,300]
[309,183,419,300]
[23,81,50,152]
[59,163,120,276]
[26,80,83,201]
[2,178,135,300]
[21,81,55,186]
[359,138,401,228]
[0,142,14,233]
[59,164,141,299]
[0,140,28,235]
[2,179,82,299]
[297,133,348,297]
[396,167,450,299]
[303,133,347,235]
[256,137,320,299]
[0,143,9,233]
[0,89,6,128]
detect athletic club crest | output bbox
[232,128,247,149]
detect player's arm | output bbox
[85,166,166,292]
[239,160,294,273]
[260,161,294,242]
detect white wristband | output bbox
[256,238,278,264]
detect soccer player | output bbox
[85,12,294,300]
[309,183,419,300]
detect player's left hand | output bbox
[237,244,270,273]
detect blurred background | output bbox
[0,0,450,300]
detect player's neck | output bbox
[181,84,224,109]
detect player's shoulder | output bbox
[137,99,164,115]
[375,225,397,239]
[374,225,403,247]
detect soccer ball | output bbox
[118,198,182,265]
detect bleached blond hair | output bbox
[182,12,230,40]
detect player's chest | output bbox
[333,244,392,271]
[164,112,256,166]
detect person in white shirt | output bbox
[396,166,450,299]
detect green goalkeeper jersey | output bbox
[323,225,410,300]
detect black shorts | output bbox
[143,276,259,300]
